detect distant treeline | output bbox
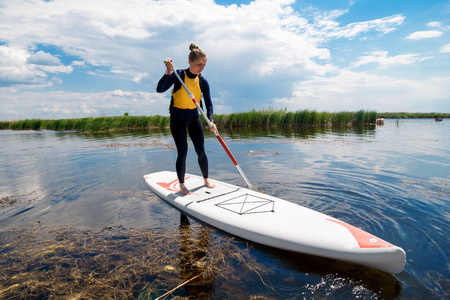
[0,110,447,132]
[376,112,449,119]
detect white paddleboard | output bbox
[143,171,406,273]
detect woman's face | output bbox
[189,57,207,75]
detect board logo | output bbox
[156,177,190,192]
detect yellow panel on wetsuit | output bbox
[172,71,202,110]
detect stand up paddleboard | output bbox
[144,171,406,274]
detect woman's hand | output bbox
[209,121,217,133]
[164,58,174,74]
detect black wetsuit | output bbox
[156,68,214,184]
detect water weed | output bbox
[0,223,266,299]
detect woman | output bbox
[156,43,216,195]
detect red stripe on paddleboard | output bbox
[327,219,394,248]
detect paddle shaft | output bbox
[172,66,253,189]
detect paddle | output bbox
[171,62,254,190]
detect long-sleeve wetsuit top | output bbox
[156,68,213,121]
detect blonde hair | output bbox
[188,43,207,62]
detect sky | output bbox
[0,0,449,121]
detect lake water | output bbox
[0,119,448,299]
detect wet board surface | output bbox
[144,171,405,273]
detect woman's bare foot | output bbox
[180,184,191,195]
[204,178,216,189]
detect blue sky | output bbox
[0,0,449,120]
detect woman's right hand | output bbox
[164,58,174,74]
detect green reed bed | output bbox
[4,109,447,132]
[213,109,376,128]
[2,115,171,132]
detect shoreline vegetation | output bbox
[0,110,447,132]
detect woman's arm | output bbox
[156,72,175,93]
[200,77,213,121]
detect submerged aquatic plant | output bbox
[0,223,267,299]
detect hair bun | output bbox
[188,43,207,61]
[189,43,199,51]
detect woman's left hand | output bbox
[209,122,217,133]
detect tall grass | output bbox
[2,115,171,132]
[3,109,447,132]
[213,109,377,128]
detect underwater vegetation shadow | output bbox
[0,221,269,299]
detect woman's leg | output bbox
[188,118,215,188]
[170,117,188,185]
[188,118,207,177]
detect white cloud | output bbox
[298,7,404,40]
[350,51,420,68]
[0,46,47,85]
[42,105,71,115]
[39,64,73,74]
[111,68,150,84]
[80,102,97,115]
[427,22,442,28]
[0,0,406,86]
[0,45,74,88]
[0,88,168,120]
[274,71,450,112]
[407,30,443,40]
[0,0,447,120]
[327,14,405,39]
[27,51,61,66]
[440,43,450,53]
[50,77,63,85]
[112,90,134,97]
[72,60,86,66]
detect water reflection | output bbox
[177,213,216,298]
[220,124,377,139]
[252,245,403,299]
